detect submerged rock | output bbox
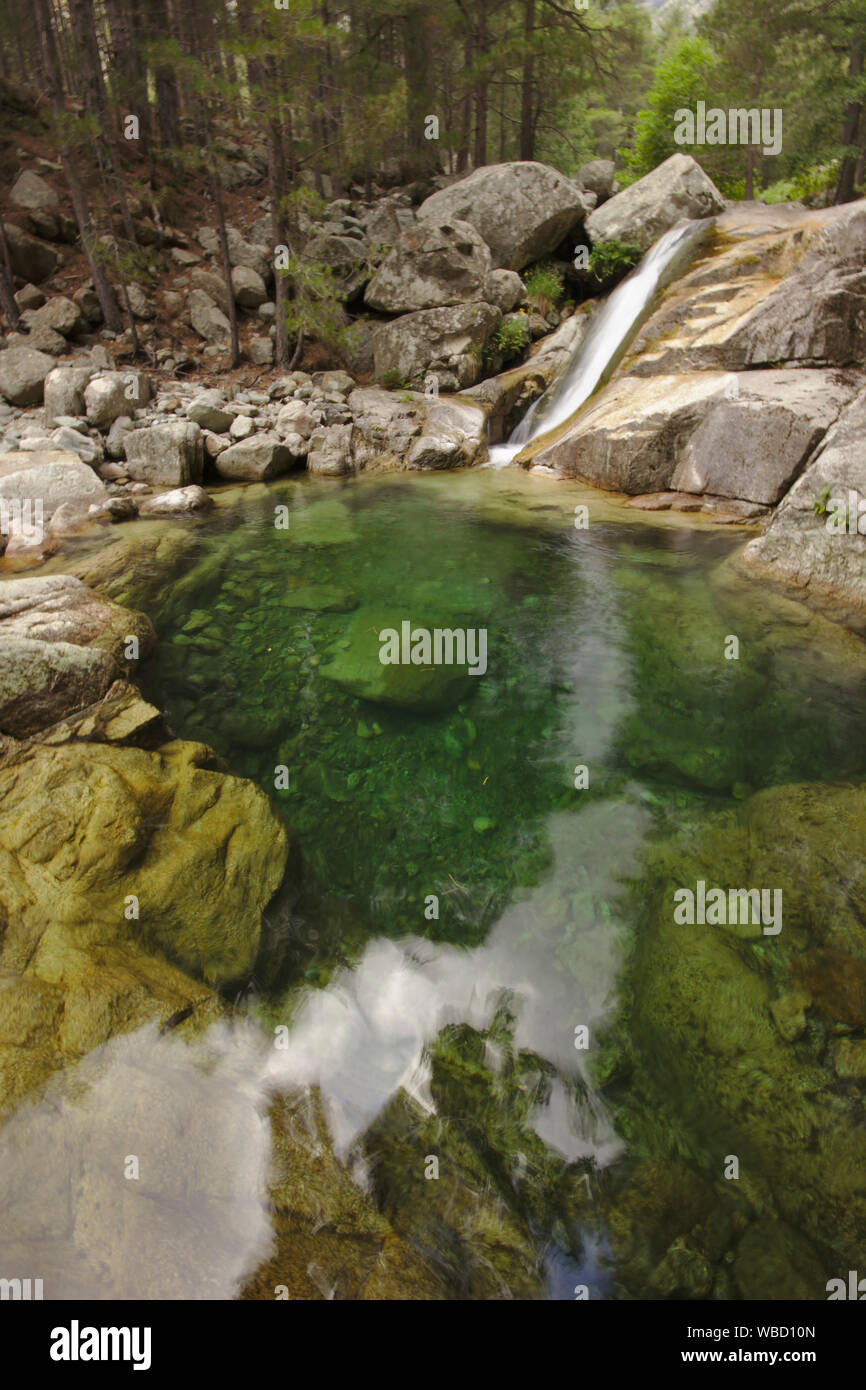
[319,606,481,712]
[627,779,866,1272]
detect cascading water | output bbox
[487,218,712,468]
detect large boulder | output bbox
[0,738,288,987]
[0,451,106,520]
[0,636,119,739]
[627,201,866,375]
[740,384,866,611]
[0,637,119,737]
[0,573,154,734]
[669,369,859,503]
[407,397,487,470]
[85,371,152,428]
[525,368,859,500]
[418,162,592,271]
[372,302,499,388]
[2,222,59,282]
[0,345,56,406]
[214,433,298,481]
[364,220,492,313]
[585,153,725,252]
[123,420,204,487]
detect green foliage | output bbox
[280,251,350,353]
[490,313,530,362]
[382,369,410,390]
[588,239,642,287]
[626,37,719,178]
[812,486,832,516]
[524,262,564,312]
[760,162,839,206]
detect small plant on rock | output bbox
[524,262,564,316]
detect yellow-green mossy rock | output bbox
[0,738,289,989]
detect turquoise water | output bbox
[136,469,866,1298]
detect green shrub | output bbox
[490,313,530,361]
[524,262,564,313]
[382,368,409,390]
[587,240,642,288]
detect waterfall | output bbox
[487,218,711,468]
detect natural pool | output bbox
[7,467,864,1300]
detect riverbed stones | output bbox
[364,219,492,313]
[214,433,298,481]
[307,424,353,476]
[123,420,204,488]
[585,153,726,252]
[631,780,866,1270]
[0,345,56,405]
[43,365,94,422]
[187,389,234,432]
[418,161,592,270]
[138,485,213,517]
[84,371,152,427]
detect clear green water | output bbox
[138,469,866,1299]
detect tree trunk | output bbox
[0,221,21,330]
[744,145,755,201]
[519,0,535,160]
[457,39,472,171]
[402,4,437,176]
[33,0,122,331]
[834,37,865,204]
[473,0,489,169]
